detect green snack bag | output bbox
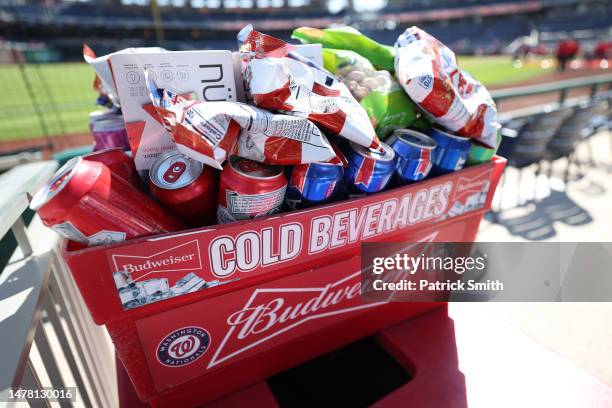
[292,26,395,72]
[322,48,417,139]
[413,116,433,131]
[467,128,502,165]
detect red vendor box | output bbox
[61,157,505,406]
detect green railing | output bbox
[491,73,612,108]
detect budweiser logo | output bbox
[207,271,383,368]
[453,170,491,202]
[111,240,202,282]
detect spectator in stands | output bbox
[594,41,612,61]
[556,38,580,72]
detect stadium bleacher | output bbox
[0,0,610,58]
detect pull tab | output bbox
[238,160,264,173]
[50,172,70,192]
[163,161,187,184]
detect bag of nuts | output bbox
[323,48,418,139]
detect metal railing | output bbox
[492,73,612,117]
[0,161,117,407]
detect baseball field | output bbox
[0,56,551,142]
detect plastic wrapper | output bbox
[394,26,499,149]
[323,48,417,139]
[292,26,395,72]
[238,25,382,153]
[145,73,339,170]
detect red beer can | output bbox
[82,148,141,188]
[217,156,287,224]
[149,150,219,227]
[30,157,183,246]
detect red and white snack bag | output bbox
[394,26,498,148]
[146,72,339,169]
[238,25,382,152]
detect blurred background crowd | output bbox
[0,0,610,151]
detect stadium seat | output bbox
[544,99,609,181]
[498,106,572,169]
[494,107,572,211]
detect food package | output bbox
[83,44,166,108]
[323,48,417,139]
[238,25,382,152]
[292,26,396,72]
[394,26,499,149]
[145,73,339,169]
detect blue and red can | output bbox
[285,163,344,210]
[388,129,436,183]
[343,141,395,195]
[426,127,471,175]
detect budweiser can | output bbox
[30,157,183,246]
[82,148,141,187]
[217,156,287,224]
[426,127,471,175]
[343,141,395,195]
[149,150,219,227]
[387,129,436,183]
[285,163,343,210]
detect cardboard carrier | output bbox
[61,157,505,407]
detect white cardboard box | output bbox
[110,44,322,171]
[111,50,237,170]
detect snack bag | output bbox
[146,72,339,169]
[238,25,382,152]
[292,26,395,72]
[323,48,417,139]
[394,26,498,149]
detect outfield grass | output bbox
[458,55,551,87]
[0,56,550,142]
[0,63,97,142]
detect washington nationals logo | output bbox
[157,326,210,367]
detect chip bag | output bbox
[394,26,498,148]
[146,72,339,169]
[238,25,382,152]
[323,48,417,139]
[292,26,395,72]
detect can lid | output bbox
[89,110,119,123]
[82,147,123,158]
[229,156,283,179]
[149,150,203,190]
[431,126,470,141]
[30,157,81,211]
[393,129,437,149]
[349,141,395,162]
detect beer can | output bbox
[149,150,219,227]
[388,129,436,183]
[217,156,287,224]
[30,157,183,246]
[89,109,117,131]
[82,148,140,187]
[343,141,395,195]
[285,163,344,210]
[426,127,471,175]
[92,115,130,151]
[467,128,502,166]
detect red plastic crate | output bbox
[61,157,505,406]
